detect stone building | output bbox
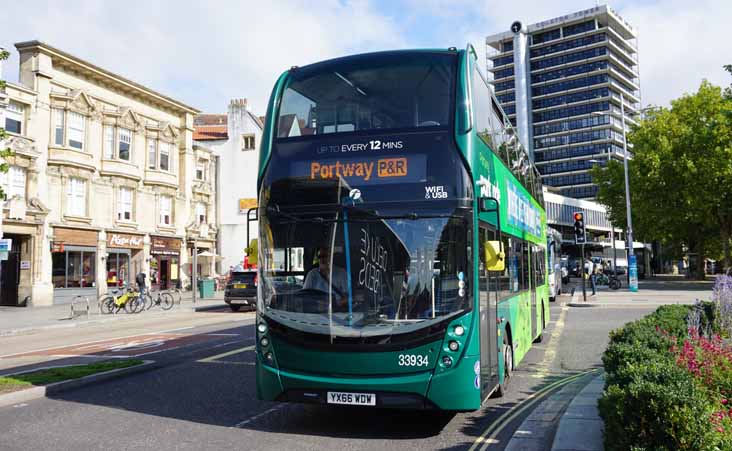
[0,41,217,306]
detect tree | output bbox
[0,47,13,200]
[593,80,732,279]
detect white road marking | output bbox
[234,405,286,428]
[197,345,255,363]
[205,333,241,336]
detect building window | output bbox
[67,177,86,216]
[68,111,86,150]
[160,142,170,171]
[159,195,172,225]
[53,108,65,146]
[147,139,157,170]
[4,101,24,134]
[117,187,133,221]
[0,166,26,199]
[104,125,115,159]
[103,126,133,161]
[118,128,132,161]
[106,251,130,288]
[242,134,256,150]
[196,162,205,181]
[196,202,207,224]
[52,248,96,288]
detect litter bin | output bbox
[198,279,215,299]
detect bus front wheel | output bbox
[495,338,513,398]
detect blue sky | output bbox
[1,0,730,115]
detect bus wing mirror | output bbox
[484,241,505,272]
[479,197,496,213]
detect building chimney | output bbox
[229,98,247,110]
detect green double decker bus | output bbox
[254,45,548,411]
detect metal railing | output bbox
[69,295,90,320]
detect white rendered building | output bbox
[193,99,263,272]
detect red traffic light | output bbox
[574,212,584,221]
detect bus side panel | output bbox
[498,292,532,367]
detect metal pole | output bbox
[581,243,587,302]
[611,226,618,274]
[192,238,197,304]
[620,94,634,283]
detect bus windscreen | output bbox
[276,52,455,138]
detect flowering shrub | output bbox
[599,303,732,451]
[712,275,732,337]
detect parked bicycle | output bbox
[145,290,175,311]
[595,272,622,290]
[100,288,146,314]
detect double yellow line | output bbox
[468,368,599,450]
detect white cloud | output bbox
[425,0,732,108]
[0,0,729,115]
[621,0,732,107]
[0,0,408,114]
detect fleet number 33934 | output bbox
[398,354,429,367]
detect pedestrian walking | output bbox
[136,271,147,296]
[585,258,596,296]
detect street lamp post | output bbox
[620,93,634,285]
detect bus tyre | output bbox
[495,338,513,398]
[229,304,241,312]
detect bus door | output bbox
[530,244,538,339]
[478,223,499,399]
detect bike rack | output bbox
[70,295,90,320]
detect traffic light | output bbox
[573,212,586,244]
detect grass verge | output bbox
[0,359,144,395]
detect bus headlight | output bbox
[260,337,270,347]
[257,323,267,334]
[454,325,465,336]
[265,352,274,363]
[442,356,453,367]
[448,340,459,352]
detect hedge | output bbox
[599,303,732,451]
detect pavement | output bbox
[0,290,229,336]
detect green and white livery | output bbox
[254,45,548,411]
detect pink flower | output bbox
[722,399,728,405]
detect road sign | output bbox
[0,238,12,252]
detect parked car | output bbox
[224,270,257,312]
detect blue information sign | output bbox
[629,254,639,292]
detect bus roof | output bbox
[287,48,459,74]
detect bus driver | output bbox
[303,247,349,310]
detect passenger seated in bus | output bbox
[303,247,349,310]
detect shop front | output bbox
[150,236,181,290]
[106,232,144,289]
[51,227,98,304]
